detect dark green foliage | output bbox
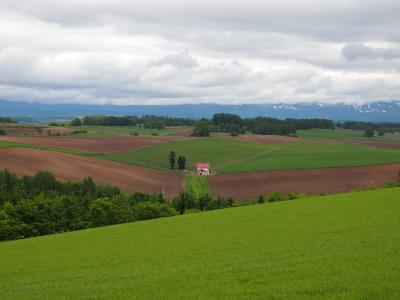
[192,120,210,137]
[342,121,400,133]
[267,192,284,202]
[364,128,374,138]
[177,156,187,170]
[71,118,82,126]
[229,124,240,136]
[144,119,165,129]
[0,117,17,123]
[0,128,6,135]
[0,170,175,241]
[82,115,195,127]
[169,151,176,169]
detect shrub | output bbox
[267,192,284,202]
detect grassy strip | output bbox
[184,173,212,198]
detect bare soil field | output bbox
[4,126,72,136]
[0,148,183,198]
[341,140,400,151]
[0,136,181,153]
[209,164,400,200]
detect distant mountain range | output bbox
[1,99,400,123]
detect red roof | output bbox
[197,163,210,169]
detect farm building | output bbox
[197,163,210,176]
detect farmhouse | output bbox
[197,162,210,176]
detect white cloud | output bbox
[0,0,399,105]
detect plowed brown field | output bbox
[0,148,183,198]
[0,136,179,153]
[209,164,400,200]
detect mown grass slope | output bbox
[104,138,400,173]
[0,188,399,299]
[297,128,363,139]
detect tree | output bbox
[192,120,210,137]
[71,118,82,126]
[0,128,6,136]
[177,156,187,170]
[229,124,240,137]
[168,151,176,169]
[364,128,374,138]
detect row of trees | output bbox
[191,114,335,137]
[74,115,196,127]
[341,121,400,133]
[0,117,16,123]
[168,151,187,170]
[0,169,237,242]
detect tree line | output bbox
[191,113,335,137]
[340,121,400,133]
[73,115,196,128]
[0,169,238,242]
[0,117,17,123]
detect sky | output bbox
[0,0,399,105]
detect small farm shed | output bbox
[197,163,210,176]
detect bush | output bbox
[267,192,284,202]
[0,128,6,136]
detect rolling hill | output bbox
[0,188,399,299]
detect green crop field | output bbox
[219,140,400,173]
[68,125,175,137]
[102,138,269,171]
[103,138,400,173]
[297,128,364,139]
[0,188,399,299]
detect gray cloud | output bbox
[343,43,400,61]
[0,0,399,105]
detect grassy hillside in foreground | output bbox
[103,138,400,173]
[1,188,399,299]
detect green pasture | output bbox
[1,187,399,299]
[297,128,364,139]
[102,138,269,171]
[103,138,400,173]
[68,125,175,137]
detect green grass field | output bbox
[0,187,399,299]
[68,125,175,137]
[297,128,364,139]
[102,138,268,171]
[103,138,400,173]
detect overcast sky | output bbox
[0,0,399,105]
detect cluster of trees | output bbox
[172,193,234,214]
[168,151,186,170]
[0,170,175,241]
[192,114,334,137]
[192,120,211,137]
[341,121,400,133]
[0,117,16,123]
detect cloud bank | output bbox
[0,0,399,105]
